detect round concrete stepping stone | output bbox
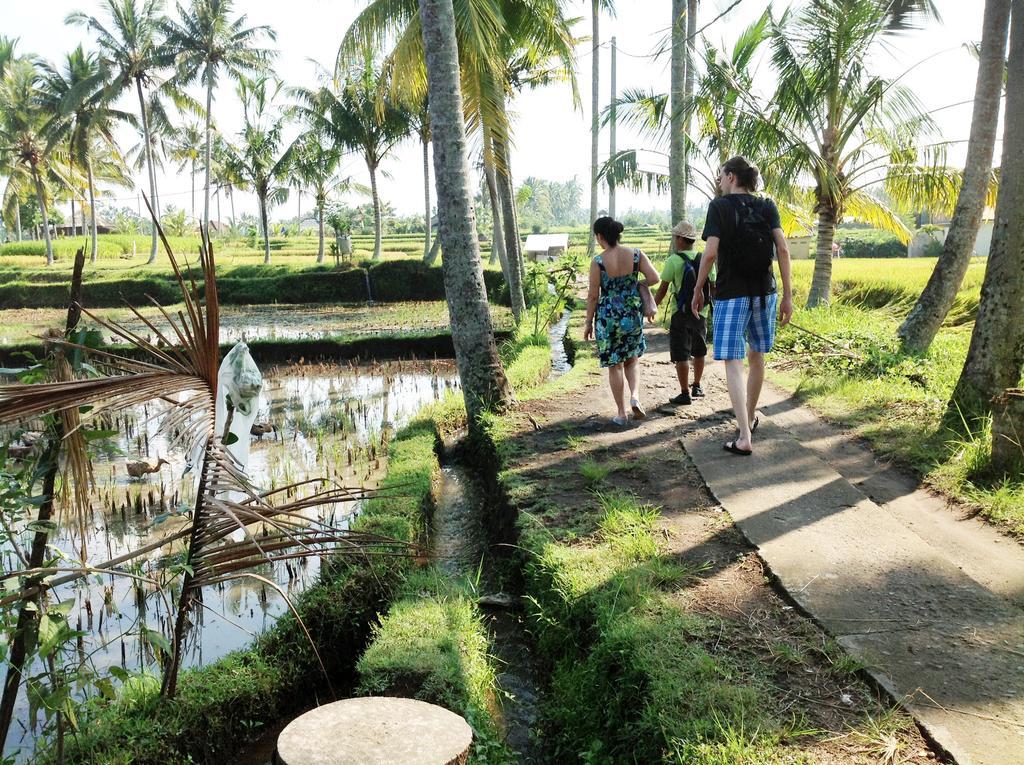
[275,696,472,765]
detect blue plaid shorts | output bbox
[712,294,779,360]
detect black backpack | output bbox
[722,196,775,291]
[674,252,711,316]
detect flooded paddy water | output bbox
[1,359,458,762]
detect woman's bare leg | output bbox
[623,356,640,401]
[608,363,627,418]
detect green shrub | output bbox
[829,229,907,258]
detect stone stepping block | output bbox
[275,696,472,765]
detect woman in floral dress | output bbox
[583,217,660,425]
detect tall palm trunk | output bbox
[418,0,512,424]
[368,159,382,260]
[229,185,236,230]
[898,0,1011,352]
[15,204,21,241]
[317,201,326,263]
[32,165,54,266]
[482,146,510,286]
[87,158,98,262]
[71,197,77,237]
[136,77,159,264]
[203,67,213,232]
[953,0,1024,413]
[808,204,837,307]
[494,133,526,321]
[669,0,687,223]
[191,162,196,218]
[588,0,600,255]
[684,0,697,202]
[259,192,270,264]
[422,131,433,260]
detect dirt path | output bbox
[677,345,1024,765]
[506,328,942,762]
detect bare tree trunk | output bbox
[71,197,76,237]
[670,0,687,224]
[317,202,326,264]
[482,145,510,287]
[260,194,271,265]
[229,186,236,231]
[87,158,98,262]
[898,0,1011,352]
[494,132,526,321]
[137,77,159,264]
[422,131,433,260]
[588,0,600,255]
[419,0,512,423]
[369,160,382,260]
[953,0,1024,413]
[203,68,213,232]
[15,204,21,241]
[32,165,54,266]
[807,205,837,307]
[608,36,617,219]
[684,0,697,203]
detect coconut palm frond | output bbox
[844,190,913,243]
[597,149,671,195]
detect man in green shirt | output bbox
[654,221,715,405]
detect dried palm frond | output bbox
[0,217,418,699]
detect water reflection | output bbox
[1,360,459,762]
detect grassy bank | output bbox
[344,326,556,764]
[0,259,508,309]
[768,259,1023,535]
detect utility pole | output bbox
[609,36,617,219]
[588,0,600,254]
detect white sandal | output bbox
[611,415,628,427]
[630,398,646,419]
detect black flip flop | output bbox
[751,416,760,434]
[723,440,753,456]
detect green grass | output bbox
[768,259,1023,535]
[518,492,799,764]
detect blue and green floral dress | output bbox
[595,251,646,368]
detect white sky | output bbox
[1,0,989,221]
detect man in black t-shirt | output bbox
[691,157,793,456]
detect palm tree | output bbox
[230,75,290,264]
[764,0,946,307]
[414,100,434,260]
[292,57,411,261]
[68,0,169,264]
[211,133,241,232]
[286,132,364,263]
[898,0,1011,352]
[952,0,1024,413]
[39,46,135,261]
[161,0,275,232]
[169,121,204,218]
[418,0,512,423]
[0,59,64,265]
[599,12,771,202]
[339,0,577,318]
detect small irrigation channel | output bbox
[428,310,574,763]
[0,358,459,763]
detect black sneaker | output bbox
[690,383,705,398]
[670,392,692,406]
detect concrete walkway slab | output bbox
[682,387,1024,765]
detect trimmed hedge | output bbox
[0,262,507,308]
[831,229,907,259]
